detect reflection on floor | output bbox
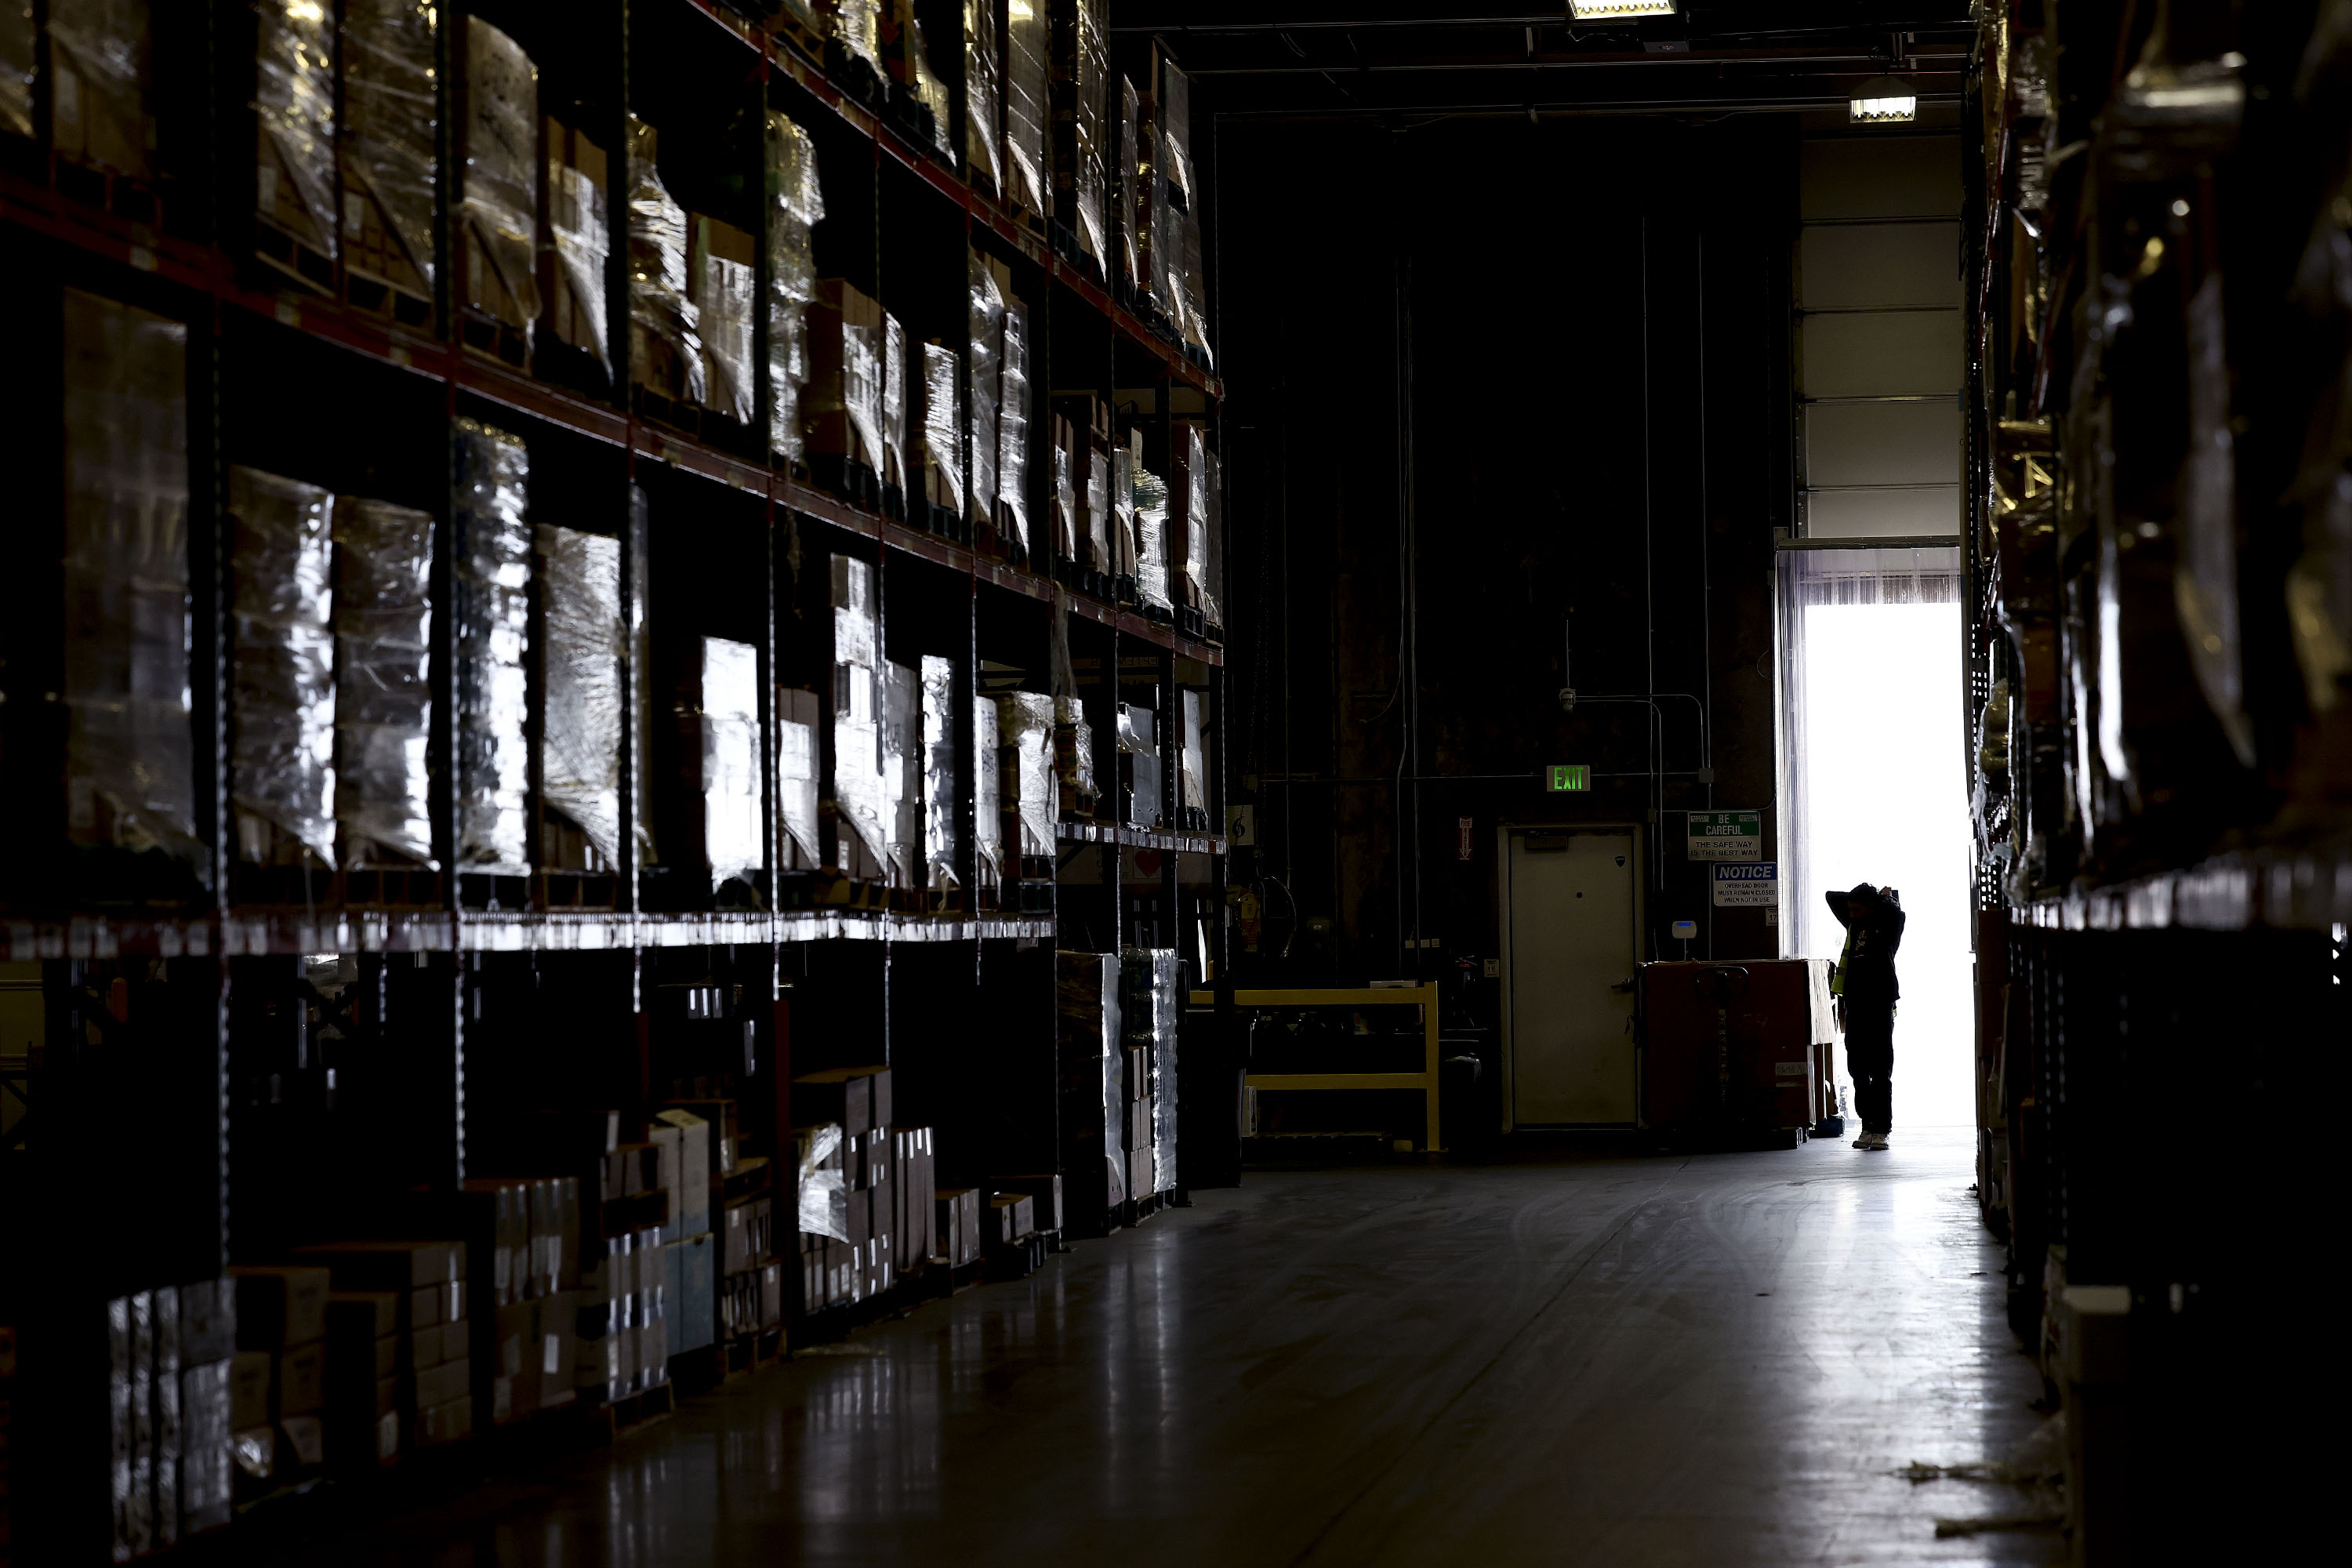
[220,1129,2055,1566]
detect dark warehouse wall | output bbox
[1217,114,1800,1018]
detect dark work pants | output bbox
[1845,1002,1895,1134]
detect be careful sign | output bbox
[1711,863,1778,907]
[1686,810,1763,862]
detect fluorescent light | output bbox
[1849,74,1917,124]
[1567,2,1677,18]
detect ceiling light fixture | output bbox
[1566,2,1677,19]
[1849,74,1918,124]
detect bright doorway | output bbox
[1780,546,1975,1129]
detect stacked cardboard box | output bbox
[1117,949,1181,1200]
[1117,702,1162,829]
[103,1279,236,1558]
[806,278,886,503]
[718,1149,782,1343]
[227,1265,329,1501]
[321,1290,398,1471]
[792,1066,887,1308]
[288,1241,470,1452]
[996,691,1056,905]
[583,1137,671,1405]
[1057,950,1126,1223]
[654,1108,717,1362]
[934,1187,982,1269]
[418,1177,583,1427]
[1178,689,1210,832]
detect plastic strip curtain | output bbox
[228,466,337,866]
[767,111,824,463]
[462,18,539,336]
[342,0,440,293]
[332,497,434,866]
[62,289,198,870]
[454,419,532,873]
[539,525,626,869]
[254,0,337,259]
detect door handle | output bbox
[1609,976,1636,993]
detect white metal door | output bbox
[1506,828,1639,1125]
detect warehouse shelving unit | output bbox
[0,2,1232,1558]
[1960,5,2344,1559]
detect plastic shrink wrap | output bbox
[920,655,961,896]
[1116,701,1159,829]
[962,0,1001,195]
[454,419,532,873]
[543,118,608,367]
[1051,425,1078,560]
[342,0,440,301]
[1134,442,1171,613]
[997,298,1031,543]
[906,15,953,158]
[1086,446,1112,575]
[1116,76,1143,297]
[917,341,965,516]
[972,688,1002,897]
[228,468,337,866]
[332,497,434,866]
[1054,695,1095,810]
[461,18,539,336]
[777,686,823,872]
[1200,444,1224,630]
[538,526,626,869]
[2,0,32,137]
[62,289,200,872]
[1052,0,1109,268]
[995,691,1056,860]
[1055,951,1126,1209]
[1181,688,1207,823]
[797,1123,849,1243]
[1149,949,1179,1191]
[1112,441,1138,581]
[254,0,338,263]
[767,111,824,464]
[628,117,705,405]
[832,556,888,877]
[882,659,920,889]
[627,485,656,865]
[1002,0,1049,219]
[700,638,762,893]
[47,0,153,177]
[809,279,884,479]
[825,0,882,74]
[880,311,909,499]
[695,217,757,424]
[968,253,1004,532]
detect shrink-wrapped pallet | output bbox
[808,279,885,482]
[332,496,434,866]
[995,691,1055,862]
[1086,445,1112,576]
[1003,0,1050,220]
[701,638,762,893]
[920,655,960,896]
[824,0,882,74]
[972,687,1002,899]
[1134,439,1172,615]
[882,659,920,891]
[916,341,965,517]
[538,526,626,869]
[254,0,338,270]
[454,420,532,873]
[48,0,153,177]
[1055,951,1126,1210]
[778,686,823,873]
[997,297,1031,542]
[461,18,539,339]
[1116,75,1143,297]
[963,0,1001,195]
[228,467,337,866]
[543,118,608,367]
[767,111,825,464]
[62,289,198,871]
[968,253,1005,532]
[1051,0,1108,268]
[343,0,440,304]
[627,117,704,405]
[1111,441,1138,582]
[832,556,888,877]
[880,310,909,500]
[695,216,758,424]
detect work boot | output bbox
[1864,1131,1890,1151]
[1852,1132,1871,1149]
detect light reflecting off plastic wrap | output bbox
[254,0,339,260]
[1065,0,1109,266]
[972,690,1002,889]
[1134,456,1171,613]
[996,693,1057,859]
[833,556,889,874]
[1158,55,1194,204]
[967,254,1004,530]
[539,526,626,869]
[918,343,964,515]
[454,420,532,874]
[1117,76,1143,296]
[697,227,758,426]
[1112,443,1138,581]
[829,0,880,71]
[2177,273,2252,765]
[1086,447,1112,575]
[628,117,706,406]
[342,0,440,294]
[1058,950,1124,1205]
[627,486,656,866]
[62,289,200,872]
[963,0,1001,194]
[47,0,154,179]
[797,1123,848,1240]
[1003,0,1049,217]
[228,466,337,866]
[462,18,540,338]
[332,496,434,866]
[1151,950,1180,1190]
[920,655,961,893]
[546,140,609,368]
[1180,202,1213,367]
[907,17,953,158]
[997,299,1031,539]
[1181,689,1207,817]
[0,2,32,137]
[1178,425,1210,618]
[880,313,908,495]
[882,660,921,890]
[701,637,763,893]
[777,688,823,872]
[1055,702,1096,800]
[767,111,824,463]
[1051,437,1077,558]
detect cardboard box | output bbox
[990,1174,1063,1234]
[1128,1145,1156,1203]
[278,1414,325,1472]
[987,1193,1033,1247]
[667,1233,717,1356]
[792,1066,892,1136]
[416,1358,470,1410]
[230,1267,330,1349]
[416,1396,473,1447]
[325,1291,397,1343]
[935,1188,980,1267]
[276,1341,326,1417]
[408,1283,442,1330]
[180,1278,239,1365]
[229,1352,271,1429]
[654,1109,714,1237]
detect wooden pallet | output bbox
[458,872,531,911]
[811,872,889,909]
[52,156,161,225]
[460,307,529,368]
[808,453,882,512]
[254,216,337,297]
[345,267,432,328]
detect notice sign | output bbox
[1711,862,1778,907]
[1687,810,1763,862]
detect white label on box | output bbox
[543,1334,562,1377]
[256,165,276,216]
[1775,1061,1806,1076]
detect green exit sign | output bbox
[1547,764,1591,793]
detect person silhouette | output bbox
[1825,882,1905,1150]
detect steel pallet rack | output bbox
[0,2,1233,1557]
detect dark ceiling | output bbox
[1112,2,1979,121]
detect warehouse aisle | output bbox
[226,1132,2052,1567]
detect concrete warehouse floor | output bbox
[216,1130,2054,1566]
